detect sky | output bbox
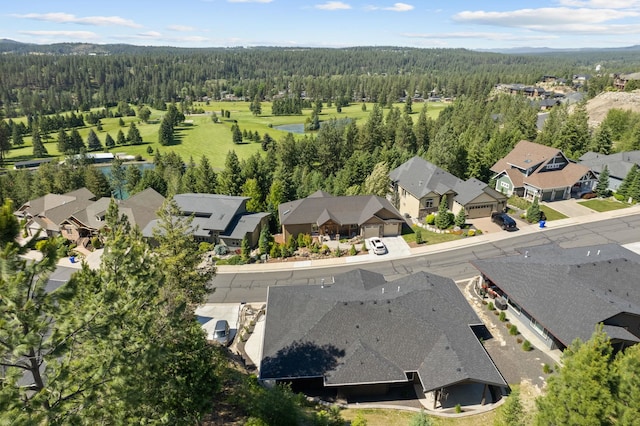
[2,0,640,50]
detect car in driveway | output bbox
[491,212,517,231]
[368,238,387,255]
[212,320,231,346]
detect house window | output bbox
[500,181,510,189]
[422,199,434,208]
[530,318,547,338]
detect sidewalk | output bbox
[216,203,640,274]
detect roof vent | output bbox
[524,251,529,258]
[397,286,400,292]
[587,251,591,256]
[382,288,385,294]
[597,250,601,255]
[282,209,290,215]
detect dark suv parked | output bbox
[491,212,517,231]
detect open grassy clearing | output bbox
[4,101,447,169]
[578,198,631,212]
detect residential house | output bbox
[491,140,596,201]
[260,269,508,405]
[579,150,640,192]
[472,243,640,352]
[143,193,270,248]
[614,72,640,91]
[389,156,507,219]
[16,188,97,238]
[60,188,165,246]
[277,191,405,242]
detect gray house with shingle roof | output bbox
[472,244,640,352]
[143,193,269,248]
[491,140,596,201]
[60,188,165,245]
[260,269,507,405]
[16,188,97,238]
[278,191,405,241]
[390,156,507,219]
[579,150,640,192]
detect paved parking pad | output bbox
[195,303,241,341]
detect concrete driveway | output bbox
[469,215,530,235]
[541,199,596,217]
[195,303,241,341]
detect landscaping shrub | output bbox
[90,236,103,249]
[415,227,424,244]
[349,244,357,256]
[488,301,495,311]
[543,363,552,374]
[522,340,532,351]
[498,311,507,322]
[509,324,519,335]
[455,404,462,413]
[425,213,436,225]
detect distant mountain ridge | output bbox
[2,38,640,56]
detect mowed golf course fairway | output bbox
[5,101,447,170]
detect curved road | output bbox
[209,213,640,303]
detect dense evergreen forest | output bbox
[2,43,640,117]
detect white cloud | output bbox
[315,1,351,10]
[453,7,638,27]
[13,12,142,28]
[558,0,640,8]
[402,31,558,41]
[167,25,195,32]
[383,3,414,12]
[137,31,162,39]
[18,30,99,40]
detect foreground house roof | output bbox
[472,244,640,347]
[278,191,404,227]
[260,269,507,392]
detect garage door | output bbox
[466,204,494,219]
[383,223,398,237]
[362,225,381,239]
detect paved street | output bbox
[209,209,640,303]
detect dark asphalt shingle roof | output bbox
[260,269,506,391]
[389,156,462,199]
[579,150,640,180]
[453,178,507,206]
[174,193,249,232]
[471,244,640,347]
[278,194,403,227]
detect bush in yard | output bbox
[454,208,466,227]
[509,324,519,335]
[488,301,495,311]
[499,311,507,322]
[415,227,424,244]
[349,244,357,256]
[522,340,532,351]
[425,213,436,225]
[526,197,541,223]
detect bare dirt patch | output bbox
[585,89,640,126]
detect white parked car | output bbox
[369,238,387,255]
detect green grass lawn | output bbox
[403,225,463,245]
[4,101,447,170]
[578,198,631,212]
[341,408,496,426]
[508,196,567,221]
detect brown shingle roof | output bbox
[490,140,560,173]
[524,163,592,190]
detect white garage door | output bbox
[383,223,398,237]
[362,225,381,239]
[466,204,494,219]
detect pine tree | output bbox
[617,164,638,200]
[86,128,102,151]
[56,128,69,153]
[595,165,610,198]
[232,124,242,144]
[241,235,251,261]
[455,207,466,227]
[31,129,47,157]
[259,226,272,256]
[116,129,126,145]
[435,194,453,230]
[158,116,174,146]
[217,150,243,196]
[11,125,24,147]
[535,325,615,426]
[495,389,525,426]
[526,197,541,223]
[69,128,85,153]
[104,133,115,149]
[127,122,142,145]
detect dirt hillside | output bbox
[586,90,640,126]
